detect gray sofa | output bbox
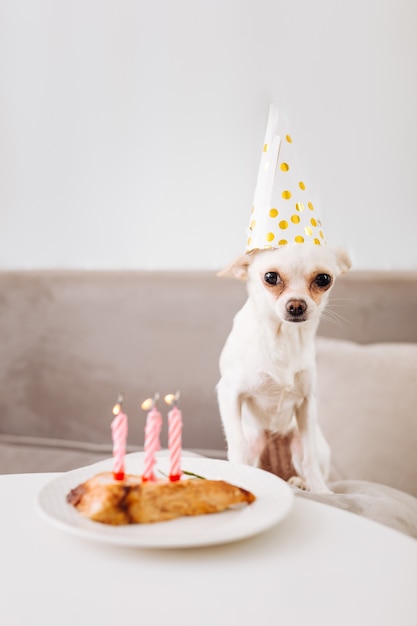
[1,270,416,537]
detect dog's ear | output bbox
[217,254,252,281]
[333,246,352,275]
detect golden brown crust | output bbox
[67,472,255,525]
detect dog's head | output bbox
[219,244,351,325]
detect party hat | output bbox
[246,104,326,253]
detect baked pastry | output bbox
[67,472,255,525]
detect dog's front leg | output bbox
[217,380,252,465]
[295,396,332,494]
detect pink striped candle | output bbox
[164,392,182,481]
[142,399,163,482]
[168,404,182,481]
[111,397,128,481]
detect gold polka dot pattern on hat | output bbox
[245,106,327,253]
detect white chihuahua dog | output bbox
[217,243,351,493]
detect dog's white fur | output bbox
[217,244,351,493]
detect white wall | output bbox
[0,0,416,270]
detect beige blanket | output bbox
[297,480,417,540]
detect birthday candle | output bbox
[141,394,163,482]
[111,394,128,481]
[165,392,182,482]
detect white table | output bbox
[1,471,417,626]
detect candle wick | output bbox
[171,390,180,408]
[164,391,181,408]
[141,394,160,412]
[112,392,125,416]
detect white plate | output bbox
[37,453,294,549]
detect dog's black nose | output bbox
[286,299,307,317]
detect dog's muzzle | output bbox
[285,299,307,321]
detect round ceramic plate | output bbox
[37,453,294,549]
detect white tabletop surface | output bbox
[1,469,417,626]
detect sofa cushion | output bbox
[0,271,236,454]
[0,434,228,475]
[0,437,111,474]
[316,337,417,498]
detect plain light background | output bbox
[0,0,416,271]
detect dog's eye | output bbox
[313,273,332,288]
[264,272,281,286]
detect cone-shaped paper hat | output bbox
[246,104,326,253]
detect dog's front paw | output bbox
[288,475,333,494]
[288,475,309,491]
